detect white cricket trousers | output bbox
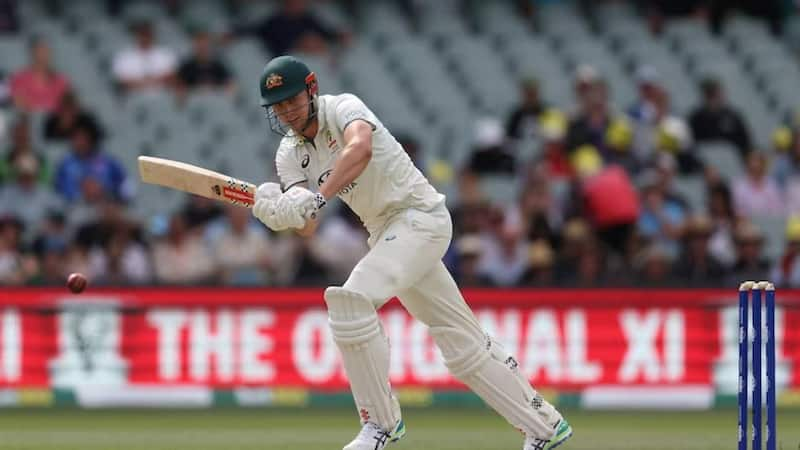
[339,202,562,440]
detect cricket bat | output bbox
[138,156,256,207]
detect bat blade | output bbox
[138,156,257,208]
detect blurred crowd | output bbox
[451,67,799,288]
[2,0,800,288]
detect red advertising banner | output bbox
[0,288,798,393]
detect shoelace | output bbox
[355,422,390,450]
[527,439,548,450]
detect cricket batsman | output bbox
[251,55,573,450]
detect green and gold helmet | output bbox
[259,55,319,135]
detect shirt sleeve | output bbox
[275,144,307,192]
[332,94,377,133]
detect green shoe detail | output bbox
[389,420,406,443]
[544,419,573,449]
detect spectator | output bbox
[0,216,36,284]
[152,214,216,284]
[708,0,784,36]
[0,154,60,231]
[732,152,784,218]
[571,64,599,116]
[653,153,690,211]
[727,221,770,284]
[43,90,102,142]
[570,145,640,255]
[0,0,20,34]
[644,0,707,35]
[72,198,133,251]
[212,204,273,285]
[534,110,573,180]
[505,176,559,243]
[637,170,687,256]
[176,26,236,96]
[454,234,493,286]
[771,125,800,188]
[553,218,592,278]
[566,76,631,162]
[89,222,152,285]
[234,0,350,56]
[564,239,608,287]
[689,77,752,159]
[634,243,674,286]
[28,236,68,286]
[31,211,69,260]
[521,239,556,285]
[656,116,702,174]
[464,117,516,176]
[112,19,177,94]
[773,130,800,216]
[628,65,665,162]
[707,181,738,267]
[506,78,547,140]
[604,116,638,174]
[566,74,611,154]
[771,216,800,287]
[0,70,11,109]
[672,215,726,285]
[9,37,69,113]
[182,196,224,229]
[0,114,50,184]
[54,117,131,203]
[308,206,368,284]
[627,66,662,132]
[477,219,530,287]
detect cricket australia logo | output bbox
[325,129,338,149]
[265,73,283,89]
[49,300,127,387]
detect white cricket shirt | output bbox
[274,93,444,234]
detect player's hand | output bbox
[284,186,326,218]
[255,182,282,203]
[252,193,306,231]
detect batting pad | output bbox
[430,326,561,440]
[325,287,401,431]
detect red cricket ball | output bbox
[67,273,88,294]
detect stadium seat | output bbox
[0,36,27,73]
[359,1,411,39]
[750,215,786,261]
[479,175,521,206]
[477,1,531,39]
[696,141,744,181]
[673,175,707,213]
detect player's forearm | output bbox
[318,141,371,199]
[295,216,319,237]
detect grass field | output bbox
[1,408,799,450]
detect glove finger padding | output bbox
[283,187,321,219]
[253,198,288,231]
[274,195,307,229]
[255,182,282,202]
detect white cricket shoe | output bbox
[343,420,406,450]
[524,418,573,450]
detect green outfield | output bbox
[0,408,798,450]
